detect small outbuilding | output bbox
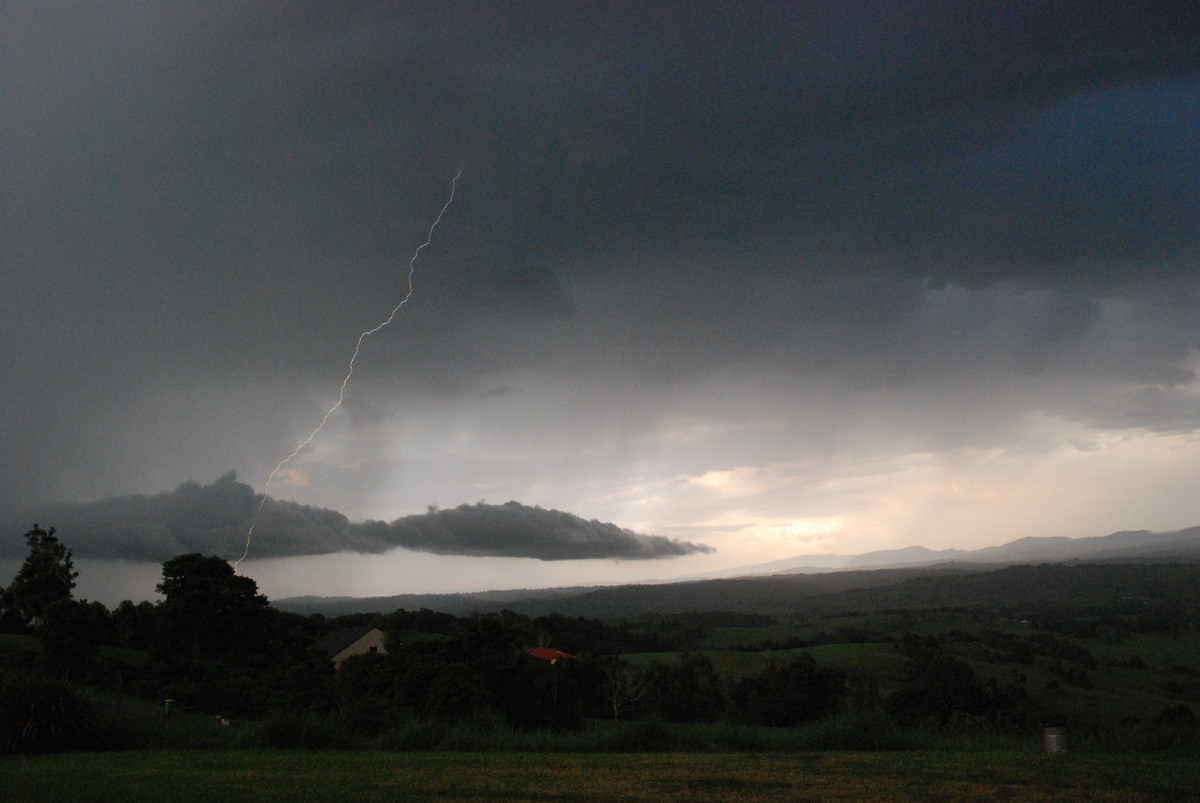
[314,625,387,667]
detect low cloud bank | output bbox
[371,501,712,560]
[3,473,713,563]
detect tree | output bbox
[39,599,115,679]
[883,653,993,726]
[641,652,724,723]
[155,553,270,661]
[7,525,77,627]
[0,587,27,634]
[422,662,497,721]
[112,600,159,651]
[729,654,847,726]
[601,657,646,721]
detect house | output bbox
[314,625,387,666]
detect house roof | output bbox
[314,624,382,658]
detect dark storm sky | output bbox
[3,2,1199,598]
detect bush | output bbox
[883,655,994,726]
[383,717,452,750]
[1141,704,1200,751]
[336,696,392,738]
[157,661,271,719]
[703,722,768,752]
[253,708,340,749]
[437,710,518,751]
[0,672,110,753]
[599,717,673,752]
[797,710,918,751]
[379,710,517,751]
[728,654,847,726]
[39,598,115,680]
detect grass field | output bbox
[6,582,1198,800]
[3,749,1198,801]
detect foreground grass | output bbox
[3,750,1198,802]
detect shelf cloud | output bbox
[3,473,711,563]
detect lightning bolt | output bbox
[234,172,462,571]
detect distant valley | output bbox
[275,524,1200,618]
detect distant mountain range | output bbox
[274,525,1200,618]
[689,525,1200,577]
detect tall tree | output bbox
[0,588,24,633]
[155,553,270,661]
[39,598,115,679]
[7,525,78,626]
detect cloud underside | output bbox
[3,474,711,563]
[0,0,1197,585]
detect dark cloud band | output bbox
[3,474,712,563]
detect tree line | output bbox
[5,524,1197,753]
[0,525,865,738]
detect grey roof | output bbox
[313,625,381,657]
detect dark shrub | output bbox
[254,708,339,749]
[801,710,917,751]
[884,655,993,726]
[729,654,847,726]
[39,598,115,680]
[602,718,672,752]
[640,653,724,723]
[0,672,110,753]
[1143,704,1200,750]
[337,696,391,737]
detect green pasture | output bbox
[623,644,895,676]
[1088,632,1200,670]
[697,624,801,649]
[803,642,905,676]
[696,609,1040,653]
[623,628,1200,737]
[4,749,1198,801]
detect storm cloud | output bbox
[3,3,1199,600]
[3,474,711,562]
[375,500,712,560]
